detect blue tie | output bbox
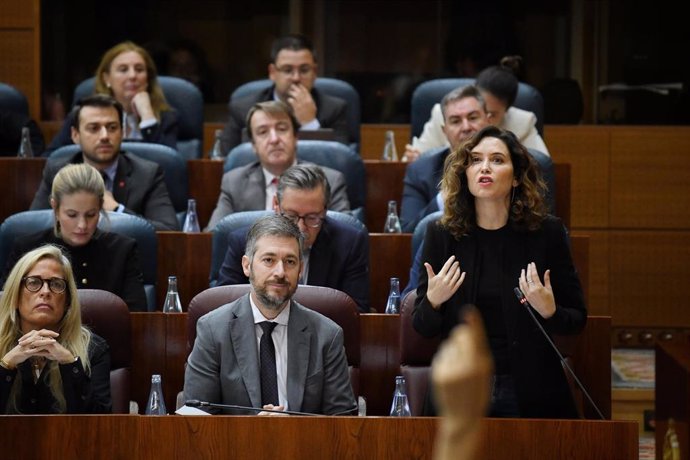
[259,321,279,406]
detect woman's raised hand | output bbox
[518,262,556,319]
[425,255,466,310]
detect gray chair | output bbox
[49,142,189,228]
[208,209,367,287]
[0,82,29,116]
[0,210,158,311]
[230,78,361,151]
[72,76,204,159]
[225,140,366,222]
[410,78,545,139]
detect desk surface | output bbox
[0,415,637,459]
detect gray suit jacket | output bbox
[30,151,178,231]
[183,294,356,415]
[205,160,350,231]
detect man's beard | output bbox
[249,271,296,311]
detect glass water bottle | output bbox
[182,198,200,233]
[383,200,402,233]
[145,374,167,415]
[163,276,183,313]
[384,277,401,314]
[389,375,411,416]
[382,130,398,161]
[17,127,34,158]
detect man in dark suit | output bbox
[205,100,349,230]
[220,34,349,153]
[218,164,370,312]
[400,86,489,233]
[30,95,178,231]
[184,214,357,415]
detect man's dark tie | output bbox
[100,171,110,192]
[259,321,279,406]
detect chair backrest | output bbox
[399,290,442,416]
[410,78,545,139]
[72,76,204,159]
[230,78,361,147]
[208,210,367,286]
[0,82,29,116]
[78,289,132,414]
[186,284,360,368]
[225,140,366,219]
[48,142,189,215]
[0,210,158,311]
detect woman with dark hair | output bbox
[413,125,585,419]
[46,41,178,154]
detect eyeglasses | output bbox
[280,210,324,228]
[275,65,314,77]
[22,276,67,294]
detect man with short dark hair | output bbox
[184,214,356,415]
[205,100,350,230]
[218,163,369,312]
[30,95,178,231]
[400,86,490,232]
[219,34,349,152]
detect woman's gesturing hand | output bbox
[518,262,556,319]
[425,255,466,310]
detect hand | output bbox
[103,190,119,212]
[425,255,466,309]
[3,329,74,368]
[518,262,556,319]
[131,91,155,121]
[258,404,288,416]
[432,307,492,459]
[402,144,421,162]
[286,84,317,124]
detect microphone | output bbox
[513,287,605,420]
[184,399,358,417]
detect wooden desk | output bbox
[655,340,690,456]
[369,233,412,312]
[156,232,212,309]
[187,159,224,230]
[0,157,45,222]
[364,160,408,232]
[0,415,637,459]
[129,312,611,420]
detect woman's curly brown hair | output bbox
[440,125,547,238]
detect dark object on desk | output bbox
[297,128,335,141]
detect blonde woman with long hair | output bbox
[0,245,111,413]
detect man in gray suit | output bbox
[30,95,178,231]
[205,100,349,230]
[184,214,356,415]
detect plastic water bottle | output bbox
[182,199,200,233]
[382,130,398,161]
[383,200,402,233]
[389,375,411,416]
[145,374,167,415]
[384,277,401,314]
[162,276,183,313]
[17,126,34,158]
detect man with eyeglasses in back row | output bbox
[216,163,370,313]
[220,34,350,153]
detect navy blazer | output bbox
[413,216,586,418]
[4,228,147,312]
[217,217,370,312]
[30,151,178,231]
[220,85,349,153]
[400,147,449,233]
[44,109,178,156]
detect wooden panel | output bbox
[609,230,690,328]
[156,232,212,310]
[369,233,412,312]
[574,316,612,419]
[553,162,571,230]
[0,157,45,222]
[165,313,188,412]
[0,0,37,27]
[364,160,407,232]
[187,159,224,230]
[359,313,401,416]
[360,123,411,160]
[544,125,610,228]
[0,415,638,460]
[131,312,168,411]
[610,127,690,228]
[572,230,610,316]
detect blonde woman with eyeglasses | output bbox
[0,244,111,414]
